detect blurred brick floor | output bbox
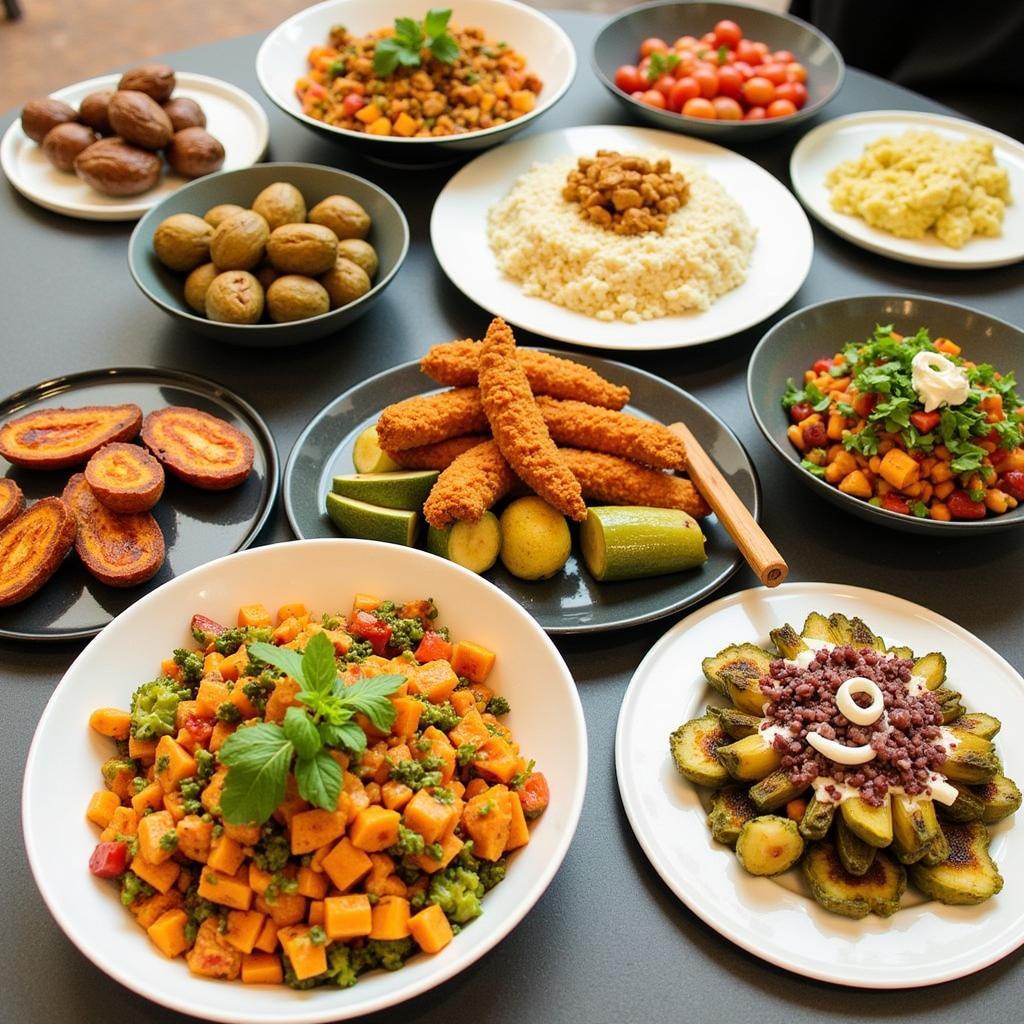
[0,0,786,112]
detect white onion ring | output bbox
[807,730,877,765]
[836,676,885,726]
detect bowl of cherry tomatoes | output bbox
[592,0,844,140]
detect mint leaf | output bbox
[283,706,322,760]
[423,7,451,38]
[295,749,343,811]
[246,642,305,685]
[373,39,402,76]
[394,16,422,46]
[320,719,367,754]
[429,32,460,64]
[219,723,292,824]
[344,674,405,732]
[301,631,338,697]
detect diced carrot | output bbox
[321,837,372,892]
[147,908,190,958]
[352,593,380,613]
[207,834,246,876]
[307,900,325,925]
[131,853,181,894]
[131,781,164,817]
[198,867,253,911]
[409,902,454,954]
[138,810,178,865]
[936,338,961,357]
[464,778,488,800]
[248,862,274,895]
[276,602,307,624]
[290,808,346,855]
[253,917,278,953]
[403,788,457,845]
[879,449,920,490]
[297,866,329,900]
[237,603,271,628]
[241,952,283,984]
[506,791,531,850]
[223,910,266,954]
[89,708,132,740]
[154,735,197,793]
[390,696,423,738]
[381,779,414,811]
[450,641,495,683]
[349,806,401,852]
[369,895,411,940]
[278,925,327,981]
[86,789,121,829]
[324,893,373,940]
[392,111,417,137]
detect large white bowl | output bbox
[256,0,576,161]
[23,539,587,1023]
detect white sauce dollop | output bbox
[911,350,970,413]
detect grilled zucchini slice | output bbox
[715,733,783,783]
[749,769,805,813]
[954,712,1001,740]
[712,705,763,740]
[707,787,758,847]
[974,774,1022,825]
[803,843,906,919]
[701,643,773,697]
[943,732,999,785]
[912,652,947,690]
[735,815,804,876]
[798,794,836,841]
[938,783,985,823]
[909,820,1003,905]
[669,714,730,788]
[891,796,942,865]
[840,795,893,848]
[801,612,831,643]
[836,815,877,876]
[769,623,807,660]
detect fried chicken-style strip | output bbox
[387,435,490,471]
[536,396,687,471]
[423,440,519,528]
[559,448,711,519]
[477,319,587,522]
[421,339,631,410]
[375,388,488,452]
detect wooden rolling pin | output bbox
[669,421,787,588]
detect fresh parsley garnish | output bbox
[800,458,827,478]
[373,9,460,76]
[646,50,680,81]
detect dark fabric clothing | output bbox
[789,0,1024,139]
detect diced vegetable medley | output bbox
[86,595,548,987]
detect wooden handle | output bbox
[669,421,788,588]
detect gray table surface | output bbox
[2,11,1023,1024]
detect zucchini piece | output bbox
[912,652,947,690]
[801,612,831,643]
[707,787,758,847]
[803,843,906,919]
[712,706,762,740]
[749,769,806,813]
[769,623,807,660]
[920,828,951,867]
[701,643,773,697]
[943,732,999,785]
[735,815,805,876]
[886,645,915,660]
[891,796,942,865]
[937,782,985,823]
[974,774,1023,825]
[941,703,967,725]
[836,815,877,876]
[715,733,783,783]
[909,821,1003,906]
[840,795,893,848]
[932,686,962,706]
[850,616,885,651]
[826,613,855,645]
[721,668,769,716]
[954,712,1001,740]
[669,714,730,788]
[798,794,836,841]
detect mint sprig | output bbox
[218,632,404,824]
[373,9,459,76]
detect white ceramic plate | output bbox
[430,124,813,351]
[1,72,269,221]
[23,539,587,1023]
[616,582,1024,988]
[790,110,1024,269]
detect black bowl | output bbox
[593,0,844,141]
[748,294,1024,535]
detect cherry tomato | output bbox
[766,98,798,118]
[786,61,808,83]
[742,76,776,106]
[712,96,743,120]
[674,35,700,50]
[614,64,644,94]
[682,96,717,119]
[812,358,833,374]
[630,90,646,101]
[641,89,667,109]
[638,56,652,75]
[639,37,669,57]
[776,81,808,109]
[185,713,214,744]
[947,490,987,520]
[518,772,550,819]
[733,60,755,80]
[759,62,788,85]
[701,31,718,46]
[773,49,795,64]
[789,403,813,423]
[1001,470,1024,501]
[692,65,719,98]
[668,77,701,110]
[415,630,453,663]
[673,50,697,76]
[909,410,941,434]
[341,93,366,116]
[752,40,770,58]
[803,421,828,448]
[716,65,744,99]
[652,74,677,98]
[735,38,761,65]
[89,841,129,879]
[881,494,911,516]
[744,105,767,120]
[350,609,393,655]
[713,19,743,49]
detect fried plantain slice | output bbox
[0,496,77,606]
[0,403,143,470]
[62,473,165,587]
[0,478,25,528]
[141,406,254,490]
[85,442,165,512]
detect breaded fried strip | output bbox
[559,448,711,519]
[423,440,519,528]
[376,388,488,452]
[536,396,687,471]
[477,319,587,522]
[421,339,631,410]
[387,435,490,471]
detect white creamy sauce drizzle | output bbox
[911,350,970,412]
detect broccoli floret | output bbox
[415,699,460,731]
[213,626,273,656]
[365,938,415,971]
[282,955,321,990]
[194,747,215,780]
[389,824,425,857]
[172,648,204,686]
[253,828,291,873]
[456,743,477,766]
[215,701,242,723]
[130,678,189,740]
[428,865,484,924]
[485,695,511,715]
[119,871,153,907]
[325,945,359,988]
[388,756,443,791]
[179,777,203,815]
[478,859,507,891]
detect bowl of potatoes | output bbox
[128,162,409,345]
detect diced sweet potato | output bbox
[147,908,190,958]
[324,893,373,941]
[207,834,246,876]
[176,814,213,863]
[163,790,186,822]
[86,789,121,829]
[253,917,278,953]
[138,810,177,865]
[223,910,266,954]
[195,679,231,717]
[254,890,307,927]
[198,866,253,911]
[507,791,530,850]
[409,832,463,874]
[131,781,164,817]
[349,806,401,853]
[381,779,414,811]
[133,889,183,928]
[222,820,261,846]
[265,677,302,723]
[409,902,454,954]
[154,735,196,793]
[463,785,512,861]
[131,852,180,894]
[241,952,283,984]
[473,735,520,784]
[369,896,411,940]
[89,708,132,740]
[448,706,490,750]
[307,900,324,925]
[450,640,495,684]
[321,837,372,892]
[417,726,456,783]
[99,805,138,842]
[290,808,346,855]
[413,660,459,704]
[297,866,329,900]
[403,789,458,845]
[390,696,424,738]
[278,925,327,981]
[238,602,271,628]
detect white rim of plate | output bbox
[615,581,1024,988]
[789,109,1024,270]
[430,124,814,351]
[1,71,270,221]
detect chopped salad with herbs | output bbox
[85,595,548,987]
[783,325,1024,520]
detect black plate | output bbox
[0,367,279,641]
[284,351,760,634]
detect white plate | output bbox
[430,124,813,351]
[23,539,587,1023]
[790,110,1024,269]
[1,72,269,221]
[615,582,1024,988]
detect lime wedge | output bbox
[326,493,419,546]
[352,426,400,474]
[332,470,439,511]
[580,506,707,581]
[427,512,501,573]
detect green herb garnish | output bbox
[373,9,460,76]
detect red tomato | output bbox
[639,37,668,57]
[89,841,129,879]
[712,96,743,120]
[350,609,393,655]
[776,81,808,109]
[185,713,214,744]
[759,62,788,85]
[668,77,700,110]
[803,421,828,448]
[1001,470,1024,501]
[766,98,798,118]
[682,97,717,119]
[415,630,453,663]
[789,403,813,423]
[735,38,761,65]
[673,50,697,76]
[716,65,744,99]
[773,49,795,64]
[638,56,652,75]
[947,490,987,520]
[881,494,911,516]
[701,31,717,46]
[641,89,667,109]
[692,65,719,98]
[909,410,941,433]
[812,358,833,374]
[518,772,550,819]
[744,106,766,120]
[733,60,755,80]
[630,90,646,100]
[752,40,770,57]
[742,76,776,106]
[713,19,743,49]
[786,61,808,83]
[614,64,643,94]
[652,74,677,98]
[675,35,700,50]
[341,93,365,116]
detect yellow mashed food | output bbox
[825,130,1011,249]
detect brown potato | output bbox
[21,98,79,144]
[319,255,370,309]
[78,90,115,134]
[108,91,173,150]
[42,123,98,172]
[252,182,307,231]
[162,96,206,132]
[210,210,269,271]
[166,127,224,179]
[337,238,378,278]
[204,203,245,229]
[118,64,176,103]
[153,213,213,272]
[74,138,162,196]
[266,222,338,275]
[266,275,330,323]
[184,263,218,314]
[205,271,265,324]
[308,194,371,240]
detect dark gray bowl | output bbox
[748,294,1024,535]
[128,163,409,346]
[593,0,844,142]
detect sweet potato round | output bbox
[0,496,77,606]
[0,478,25,529]
[0,403,142,470]
[85,442,165,512]
[62,473,165,587]
[141,406,254,490]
